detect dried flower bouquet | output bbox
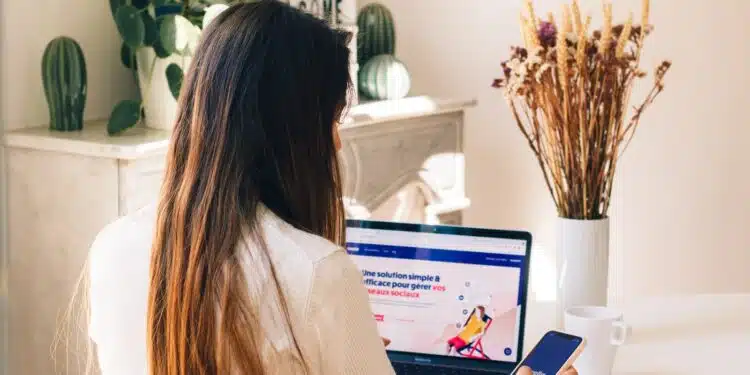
[493,0,671,220]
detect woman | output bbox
[446,305,489,356]
[87,2,393,374]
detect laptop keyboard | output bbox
[393,362,505,375]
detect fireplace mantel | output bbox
[341,96,475,224]
[4,96,475,221]
[3,95,475,375]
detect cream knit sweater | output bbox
[88,204,395,375]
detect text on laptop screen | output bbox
[346,226,528,363]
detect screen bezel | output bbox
[346,219,533,373]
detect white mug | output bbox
[564,306,630,375]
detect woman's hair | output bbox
[147,2,351,374]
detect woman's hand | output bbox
[516,365,578,375]
[381,337,391,347]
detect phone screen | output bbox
[511,331,583,375]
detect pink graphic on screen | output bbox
[346,227,527,362]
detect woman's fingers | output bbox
[562,367,578,375]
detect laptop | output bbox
[346,220,533,375]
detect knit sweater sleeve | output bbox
[306,249,395,375]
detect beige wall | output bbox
[359,0,750,303]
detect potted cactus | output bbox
[41,36,88,131]
[355,2,411,101]
[108,0,236,135]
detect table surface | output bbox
[523,294,750,374]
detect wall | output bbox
[358,0,750,303]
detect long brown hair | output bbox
[147,2,351,374]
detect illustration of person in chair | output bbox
[445,305,493,359]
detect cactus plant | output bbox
[356,3,395,67]
[41,36,87,131]
[358,54,410,101]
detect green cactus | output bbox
[358,54,410,101]
[357,3,395,67]
[41,36,87,131]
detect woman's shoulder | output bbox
[258,207,344,265]
[89,204,156,275]
[89,203,345,275]
[87,205,156,351]
[253,208,362,314]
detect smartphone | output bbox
[510,330,585,375]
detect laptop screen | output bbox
[346,220,531,369]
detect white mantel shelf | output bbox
[3,120,169,160]
[3,96,476,159]
[344,96,477,128]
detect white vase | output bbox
[135,48,192,131]
[555,217,610,329]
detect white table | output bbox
[524,294,750,374]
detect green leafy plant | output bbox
[108,0,246,135]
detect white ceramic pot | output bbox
[135,48,192,131]
[555,217,610,328]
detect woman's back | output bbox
[89,204,394,374]
[85,2,394,373]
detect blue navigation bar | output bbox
[346,242,526,268]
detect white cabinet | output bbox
[3,96,474,375]
[118,154,167,215]
[4,122,168,375]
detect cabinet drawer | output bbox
[118,154,167,215]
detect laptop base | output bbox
[393,361,508,375]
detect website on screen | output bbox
[346,227,528,362]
